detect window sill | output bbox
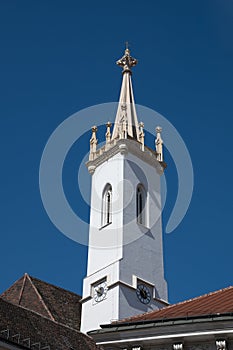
[137,222,150,230]
[99,222,112,230]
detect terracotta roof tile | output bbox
[1,273,81,330]
[117,286,233,324]
[0,298,100,350]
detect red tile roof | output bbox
[1,273,81,330]
[117,286,233,324]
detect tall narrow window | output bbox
[137,184,146,226]
[102,184,112,227]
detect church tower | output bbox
[81,47,168,334]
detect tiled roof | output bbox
[1,273,81,330]
[116,286,233,324]
[0,298,100,350]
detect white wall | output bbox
[81,145,167,333]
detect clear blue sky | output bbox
[1,0,232,304]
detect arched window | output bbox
[137,184,146,226]
[102,184,112,226]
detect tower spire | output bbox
[111,46,140,141]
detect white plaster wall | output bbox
[87,153,124,276]
[118,284,164,320]
[81,153,124,333]
[120,153,167,301]
[81,285,120,334]
[81,148,167,333]
[82,261,119,298]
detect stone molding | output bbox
[86,138,166,175]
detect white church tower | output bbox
[81,47,168,334]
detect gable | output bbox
[1,273,81,330]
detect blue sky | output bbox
[1,0,233,304]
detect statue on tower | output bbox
[155,126,164,162]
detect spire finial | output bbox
[112,46,140,141]
[116,44,138,74]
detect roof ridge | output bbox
[25,274,55,322]
[118,285,233,323]
[28,274,81,298]
[18,273,27,304]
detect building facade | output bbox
[89,286,233,350]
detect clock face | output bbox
[136,284,151,304]
[94,281,108,302]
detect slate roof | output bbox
[116,286,233,324]
[0,297,100,350]
[1,273,81,330]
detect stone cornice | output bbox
[86,138,166,175]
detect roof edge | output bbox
[116,285,233,324]
[88,312,233,335]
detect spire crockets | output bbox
[87,48,165,172]
[111,45,140,141]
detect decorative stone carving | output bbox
[216,340,227,350]
[173,344,183,350]
[155,126,163,162]
[105,121,112,150]
[116,46,138,74]
[87,165,96,175]
[111,46,140,141]
[119,143,128,155]
[89,126,98,161]
[86,138,165,175]
[139,122,145,151]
